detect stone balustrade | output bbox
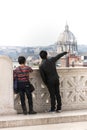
[0,55,16,115]
[14,67,87,113]
[0,55,87,115]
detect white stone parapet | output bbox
[14,67,87,113]
[1,55,87,114]
[0,55,16,115]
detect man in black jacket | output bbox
[39,50,68,112]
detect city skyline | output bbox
[0,0,87,47]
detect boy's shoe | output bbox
[23,110,27,115]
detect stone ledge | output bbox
[0,110,87,128]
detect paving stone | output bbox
[0,110,87,129]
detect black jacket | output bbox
[39,52,67,85]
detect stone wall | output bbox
[1,55,87,114]
[0,55,16,115]
[14,67,87,113]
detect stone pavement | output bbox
[1,110,87,129]
[1,121,87,130]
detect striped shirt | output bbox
[13,65,33,82]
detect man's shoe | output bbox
[56,109,62,113]
[48,109,55,112]
[29,110,37,114]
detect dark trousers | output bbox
[47,78,61,111]
[18,82,33,112]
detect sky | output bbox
[0,0,87,47]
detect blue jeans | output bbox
[18,82,33,112]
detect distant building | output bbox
[56,24,79,67]
[80,52,87,67]
[57,24,78,54]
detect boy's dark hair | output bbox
[18,56,26,64]
[39,50,47,59]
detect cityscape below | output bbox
[0,24,87,68]
[0,44,87,69]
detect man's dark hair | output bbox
[39,50,47,59]
[18,56,26,64]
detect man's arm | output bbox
[52,52,68,62]
[39,66,47,85]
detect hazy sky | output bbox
[0,0,87,47]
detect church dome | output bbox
[57,24,78,54]
[58,24,77,44]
